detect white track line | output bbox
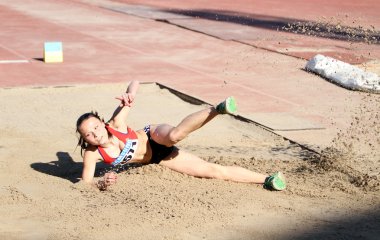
[0,60,29,64]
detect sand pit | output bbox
[0,83,379,239]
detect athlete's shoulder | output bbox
[83,145,101,160]
[85,144,98,152]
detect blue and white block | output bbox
[44,42,63,63]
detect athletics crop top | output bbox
[98,124,139,166]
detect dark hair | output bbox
[76,111,104,156]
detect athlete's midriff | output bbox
[131,130,151,164]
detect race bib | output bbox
[111,139,138,166]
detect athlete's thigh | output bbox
[149,124,174,146]
[159,148,221,178]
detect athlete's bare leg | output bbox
[150,106,218,146]
[160,149,268,183]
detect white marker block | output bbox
[306,54,380,92]
[44,42,63,63]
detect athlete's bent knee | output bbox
[168,128,186,145]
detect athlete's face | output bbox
[78,117,108,146]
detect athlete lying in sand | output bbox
[76,80,286,191]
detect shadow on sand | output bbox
[31,152,142,183]
[30,152,110,183]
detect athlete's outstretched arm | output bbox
[81,148,99,184]
[108,80,139,128]
[81,148,117,189]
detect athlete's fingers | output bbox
[104,177,116,186]
[116,93,129,107]
[104,171,116,179]
[106,171,117,177]
[127,94,134,105]
[122,93,128,102]
[108,175,117,180]
[123,93,132,107]
[115,93,134,107]
[115,96,125,107]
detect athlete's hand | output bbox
[103,171,118,186]
[116,92,134,107]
